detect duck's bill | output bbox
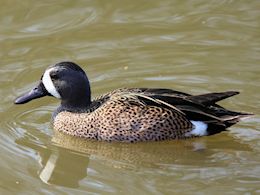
[14,82,49,104]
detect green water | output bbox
[1,1,259,194]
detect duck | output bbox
[15,61,252,142]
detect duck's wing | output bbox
[94,88,252,120]
[105,88,252,134]
[91,89,193,141]
[89,88,252,140]
[126,88,239,106]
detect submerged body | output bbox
[15,62,252,142]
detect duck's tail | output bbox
[184,91,254,135]
[221,113,253,127]
[204,113,253,135]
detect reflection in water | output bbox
[16,135,89,188]
[39,149,89,188]
[52,131,253,167]
[15,125,255,189]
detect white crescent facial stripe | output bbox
[42,68,61,98]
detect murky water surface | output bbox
[0,1,259,194]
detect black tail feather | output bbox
[188,91,239,105]
[207,113,253,135]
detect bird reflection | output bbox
[15,135,89,188]
[16,130,252,188]
[39,148,89,187]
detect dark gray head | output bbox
[15,62,91,110]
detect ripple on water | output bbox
[2,106,52,155]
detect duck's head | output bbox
[15,61,91,109]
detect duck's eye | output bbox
[50,72,59,80]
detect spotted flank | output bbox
[15,61,253,142]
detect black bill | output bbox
[14,81,50,104]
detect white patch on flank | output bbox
[185,120,208,137]
[42,68,61,98]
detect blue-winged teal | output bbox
[15,62,252,142]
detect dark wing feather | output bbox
[187,91,239,105]
[133,88,252,135]
[129,88,252,126]
[92,88,252,136]
[95,87,252,123]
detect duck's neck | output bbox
[60,84,91,112]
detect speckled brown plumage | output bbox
[54,89,194,142]
[52,88,250,142]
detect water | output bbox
[1,1,260,194]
